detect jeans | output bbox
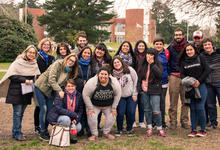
[142,93,162,128]
[190,83,207,131]
[160,88,167,125]
[117,96,137,131]
[135,93,145,123]
[57,115,82,132]
[206,82,220,126]
[12,104,27,139]
[34,87,53,132]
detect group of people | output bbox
[0,27,219,143]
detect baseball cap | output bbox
[193,30,203,38]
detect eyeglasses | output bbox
[27,51,36,55]
[68,59,75,63]
[43,44,50,46]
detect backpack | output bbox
[164,49,169,62]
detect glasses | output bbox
[43,44,50,46]
[68,59,75,63]
[27,51,36,55]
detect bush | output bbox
[0,15,38,62]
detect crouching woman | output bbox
[83,67,121,141]
[47,79,83,133]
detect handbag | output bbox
[49,123,70,147]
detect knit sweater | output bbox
[82,75,121,111]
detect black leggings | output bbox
[34,106,40,127]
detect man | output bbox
[192,30,203,52]
[72,34,88,54]
[167,28,189,129]
[201,38,220,129]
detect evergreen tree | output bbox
[152,1,177,44]
[37,0,115,45]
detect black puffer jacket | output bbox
[6,75,35,105]
[37,53,54,74]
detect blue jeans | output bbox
[117,96,136,131]
[206,82,220,126]
[190,83,207,131]
[135,93,145,123]
[160,88,167,125]
[57,115,82,132]
[12,104,27,139]
[142,93,162,127]
[34,87,53,132]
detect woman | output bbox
[138,48,165,137]
[179,43,210,137]
[0,45,40,141]
[115,41,135,68]
[133,40,148,128]
[34,38,55,135]
[47,79,83,134]
[78,46,93,83]
[112,56,138,136]
[55,42,71,60]
[83,67,121,141]
[153,37,169,128]
[34,53,78,141]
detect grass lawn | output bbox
[0,62,11,70]
[0,72,6,80]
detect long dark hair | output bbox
[78,46,92,62]
[111,56,130,74]
[56,42,71,56]
[92,43,112,64]
[134,40,148,55]
[115,41,134,56]
[178,43,198,67]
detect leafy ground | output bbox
[0,99,220,150]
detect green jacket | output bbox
[35,59,70,97]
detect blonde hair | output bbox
[17,45,38,60]
[38,38,53,55]
[62,53,79,79]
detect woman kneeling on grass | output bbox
[47,79,83,142]
[0,45,40,141]
[82,67,121,141]
[138,48,166,137]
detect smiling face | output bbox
[113,58,123,70]
[26,48,37,60]
[65,82,76,94]
[66,56,76,67]
[203,41,214,54]
[186,45,195,57]
[82,48,91,60]
[174,31,184,43]
[137,42,145,53]
[77,37,88,48]
[98,70,109,84]
[41,41,51,53]
[121,42,130,54]
[95,48,105,59]
[59,46,67,56]
[153,41,164,53]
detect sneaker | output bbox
[16,135,26,141]
[103,133,115,139]
[133,122,137,128]
[162,124,168,129]
[115,131,122,137]
[196,131,207,137]
[127,130,134,137]
[34,126,41,135]
[146,129,153,137]
[39,131,50,141]
[188,131,197,137]
[88,135,98,141]
[139,122,146,128]
[158,130,166,137]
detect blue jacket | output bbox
[158,49,169,84]
[47,91,84,124]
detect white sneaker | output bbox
[133,122,137,128]
[139,122,146,128]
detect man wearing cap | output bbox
[192,30,203,52]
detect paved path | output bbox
[0,69,7,72]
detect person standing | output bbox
[167,28,189,129]
[179,43,210,137]
[0,45,40,141]
[200,38,220,129]
[192,30,203,53]
[55,42,71,60]
[72,34,88,55]
[153,37,169,128]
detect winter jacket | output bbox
[78,64,93,81]
[37,53,54,74]
[6,75,34,105]
[47,91,83,124]
[158,49,169,84]
[201,48,220,83]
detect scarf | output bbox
[65,66,72,73]
[0,58,40,97]
[172,38,187,52]
[119,51,133,66]
[113,69,124,80]
[39,50,49,65]
[78,57,91,66]
[95,59,105,72]
[66,89,77,112]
